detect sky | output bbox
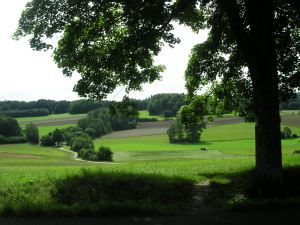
[0,0,208,102]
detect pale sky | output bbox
[0,0,208,101]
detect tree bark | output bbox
[219,0,283,181]
[247,0,282,181]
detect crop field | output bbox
[0,113,300,216]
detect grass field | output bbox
[16,113,86,123]
[1,115,300,216]
[138,110,170,120]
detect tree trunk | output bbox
[252,70,282,182]
[247,0,282,182]
[219,0,283,181]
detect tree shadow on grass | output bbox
[51,169,195,216]
[195,166,300,211]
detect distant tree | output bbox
[71,134,95,152]
[97,146,114,161]
[54,100,70,114]
[40,133,55,146]
[0,115,21,137]
[52,129,64,146]
[25,123,39,144]
[283,127,292,139]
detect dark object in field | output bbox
[293,150,300,154]
[200,147,207,151]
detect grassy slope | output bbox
[95,123,300,161]
[138,110,168,120]
[37,124,76,136]
[0,120,300,215]
[16,113,86,123]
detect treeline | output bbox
[0,108,49,118]
[147,93,186,117]
[280,92,300,110]
[0,99,113,117]
[0,93,186,118]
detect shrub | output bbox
[293,150,300,154]
[71,135,95,152]
[0,115,21,137]
[78,148,98,161]
[200,147,207,151]
[292,133,298,138]
[85,128,95,138]
[40,134,55,146]
[97,146,113,161]
[283,127,292,138]
[281,131,286,139]
[25,123,39,144]
[0,135,27,144]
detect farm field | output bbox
[17,113,86,126]
[0,114,300,216]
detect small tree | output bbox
[52,129,64,146]
[283,127,292,139]
[25,123,39,144]
[71,134,95,152]
[40,133,55,146]
[97,146,113,161]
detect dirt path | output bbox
[1,209,299,225]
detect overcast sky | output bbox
[0,0,208,101]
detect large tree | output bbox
[15,0,300,181]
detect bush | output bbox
[71,135,95,152]
[281,131,286,139]
[283,127,292,139]
[0,135,27,144]
[78,148,98,161]
[85,128,95,138]
[97,146,113,161]
[292,133,298,138]
[0,115,21,137]
[293,150,300,154]
[40,134,55,146]
[25,123,39,144]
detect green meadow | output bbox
[0,119,300,215]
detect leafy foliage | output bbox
[25,123,39,144]
[71,134,95,152]
[0,115,22,137]
[97,146,114,161]
[148,93,186,117]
